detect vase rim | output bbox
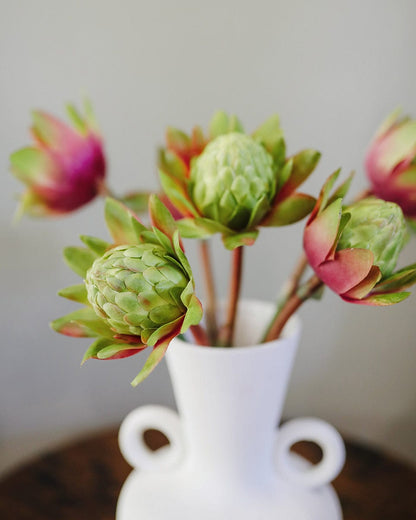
[171,299,301,354]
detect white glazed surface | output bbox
[117,300,345,519]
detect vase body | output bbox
[117,300,345,519]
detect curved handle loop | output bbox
[118,405,185,472]
[274,417,345,488]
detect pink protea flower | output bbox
[365,109,416,221]
[303,172,416,306]
[10,101,106,217]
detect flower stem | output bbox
[218,246,244,347]
[97,180,118,199]
[262,252,308,342]
[264,275,323,342]
[199,240,218,344]
[190,324,210,346]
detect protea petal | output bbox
[341,265,382,299]
[304,198,342,268]
[31,110,81,151]
[366,111,416,220]
[317,248,374,294]
[10,147,61,186]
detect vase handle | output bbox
[118,405,185,472]
[274,417,345,488]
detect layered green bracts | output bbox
[189,133,276,231]
[159,111,320,249]
[303,171,416,305]
[51,196,202,385]
[338,198,407,277]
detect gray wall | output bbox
[1,0,416,474]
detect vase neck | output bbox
[166,320,299,485]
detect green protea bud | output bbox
[338,198,407,277]
[53,196,203,386]
[85,243,189,344]
[189,132,276,231]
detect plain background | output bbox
[1,0,416,475]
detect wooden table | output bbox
[0,429,415,519]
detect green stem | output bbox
[264,275,323,342]
[218,246,244,347]
[199,240,218,345]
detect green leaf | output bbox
[172,231,193,279]
[276,159,293,193]
[146,317,183,347]
[373,264,416,293]
[130,215,148,243]
[361,291,410,305]
[222,230,259,250]
[80,235,110,256]
[105,197,141,245]
[121,192,151,215]
[51,308,111,338]
[66,104,87,134]
[228,114,244,133]
[158,148,188,181]
[166,127,191,152]
[177,217,230,239]
[252,114,286,166]
[247,195,272,228]
[82,98,99,133]
[179,279,194,308]
[149,194,177,240]
[139,230,161,248]
[130,338,171,387]
[319,169,342,215]
[159,170,199,217]
[96,343,145,360]
[191,125,205,149]
[82,338,113,363]
[13,190,45,220]
[262,193,316,226]
[209,110,243,138]
[10,147,55,185]
[327,212,351,259]
[181,294,203,331]
[328,171,354,205]
[152,227,176,256]
[375,107,402,138]
[63,246,97,277]
[58,284,89,305]
[288,149,321,190]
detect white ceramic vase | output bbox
[117,300,346,520]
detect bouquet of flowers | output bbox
[10,102,416,386]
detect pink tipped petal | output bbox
[382,121,416,170]
[12,103,106,216]
[31,110,81,151]
[303,198,342,268]
[316,248,374,294]
[342,265,382,299]
[10,147,61,186]
[374,108,402,139]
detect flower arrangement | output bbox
[10,103,416,385]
